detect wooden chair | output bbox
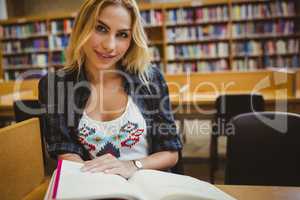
[226,112,300,186]
[0,118,45,200]
[13,100,56,176]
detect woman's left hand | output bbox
[80,153,137,178]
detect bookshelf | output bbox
[0,0,299,80]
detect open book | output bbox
[44,160,236,200]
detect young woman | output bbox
[39,0,182,179]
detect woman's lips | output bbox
[95,50,117,60]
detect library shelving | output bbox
[0,0,299,80]
[0,14,75,80]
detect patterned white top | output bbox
[78,96,148,160]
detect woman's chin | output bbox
[94,63,116,71]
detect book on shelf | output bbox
[1,21,47,39]
[140,10,162,26]
[48,35,69,50]
[0,0,299,77]
[232,20,295,37]
[50,19,74,34]
[3,54,49,69]
[166,6,228,25]
[167,43,228,60]
[167,24,228,42]
[44,160,236,200]
[195,6,229,23]
[231,1,295,20]
[232,59,259,71]
[267,39,300,55]
[51,51,66,65]
[264,55,300,69]
[232,40,262,57]
[2,38,49,54]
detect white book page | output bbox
[56,160,146,200]
[128,170,236,200]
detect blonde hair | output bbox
[65,0,151,78]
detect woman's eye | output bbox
[118,32,129,38]
[95,25,107,33]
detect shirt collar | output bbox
[76,64,142,95]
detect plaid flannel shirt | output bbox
[38,66,182,161]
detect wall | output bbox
[5,0,190,18]
[7,0,84,17]
[0,0,7,19]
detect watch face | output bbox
[135,160,143,169]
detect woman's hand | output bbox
[80,153,138,178]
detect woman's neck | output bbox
[86,65,122,86]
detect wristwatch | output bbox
[133,160,143,170]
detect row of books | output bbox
[0,22,47,39]
[2,35,70,54]
[232,21,295,37]
[264,39,299,55]
[48,35,69,50]
[2,39,48,54]
[3,51,66,68]
[232,59,259,71]
[232,41,262,56]
[0,19,74,39]
[166,59,228,74]
[3,54,48,67]
[149,46,161,61]
[167,25,228,42]
[264,55,300,68]
[167,43,229,60]
[50,19,74,34]
[51,52,66,65]
[166,6,229,25]
[232,39,299,56]
[232,1,295,20]
[140,10,163,26]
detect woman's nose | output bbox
[102,35,116,52]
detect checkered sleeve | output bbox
[38,74,86,160]
[151,68,183,152]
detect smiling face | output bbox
[83,4,133,72]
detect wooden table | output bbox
[0,90,37,120]
[217,185,300,200]
[0,80,38,119]
[171,91,300,118]
[1,74,300,120]
[22,179,300,200]
[1,90,300,122]
[169,91,300,142]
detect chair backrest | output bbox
[0,118,45,200]
[214,94,265,135]
[13,100,42,122]
[13,100,57,176]
[225,112,300,186]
